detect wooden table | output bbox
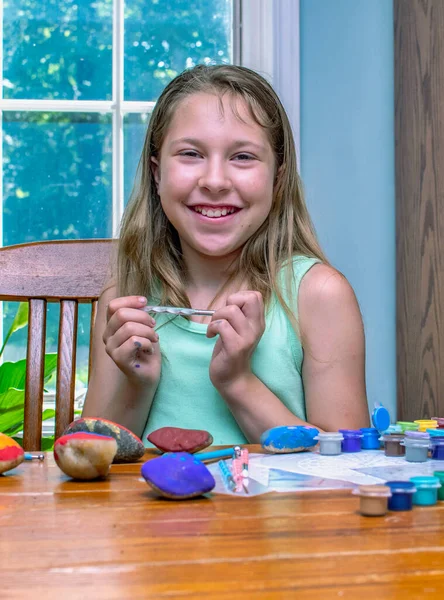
[1,446,444,599]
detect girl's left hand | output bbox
[206,291,265,392]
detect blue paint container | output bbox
[385,481,416,511]
[410,476,441,506]
[338,429,362,453]
[431,439,444,460]
[360,428,381,449]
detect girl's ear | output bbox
[150,157,160,186]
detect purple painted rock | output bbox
[0,433,25,474]
[54,433,118,480]
[141,452,216,499]
[63,417,145,463]
[147,426,213,453]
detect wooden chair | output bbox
[0,239,115,450]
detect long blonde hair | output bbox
[118,64,328,327]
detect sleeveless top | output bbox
[142,256,320,446]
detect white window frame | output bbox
[0,0,299,243]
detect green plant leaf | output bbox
[41,436,55,451]
[0,354,58,395]
[0,302,29,358]
[42,408,56,421]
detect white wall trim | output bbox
[240,0,274,82]
[273,0,301,167]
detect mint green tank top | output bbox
[142,256,320,446]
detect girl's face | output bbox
[151,92,276,262]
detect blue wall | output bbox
[299,0,396,419]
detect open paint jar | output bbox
[353,485,391,516]
[414,420,438,432]
[385,481,416,511]
[380,433,405,457]
[401,431,430,463]
[432,417,444,429]
[431,438,444,460]
[410,476,441,506]
[360,428,380,450]
[396,421,419,433]
[314,432,344,455]
[433,471,444,501]
[338,429,363,453]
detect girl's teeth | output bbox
[194,207,235,218]
[221,209,227,216]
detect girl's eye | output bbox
[179,150,201,158]
[233,153,255,161]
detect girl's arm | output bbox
[82,286,161,437]
[207,265,369,442]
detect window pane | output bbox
[123,112,151,204]
[3,0,112,100]
[124,0,233,101]
[2,112,112,245]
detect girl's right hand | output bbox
[103,296,161,387]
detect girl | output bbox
[83,64,369,444]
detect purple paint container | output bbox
[338,429,363,453]
[431,439,444,460]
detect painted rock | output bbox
[261,425,319,453]
[147,426,213,453]
[54,432,117,480]
[141,452,216,499]
[0,433,25,474]
[62,417,145,463]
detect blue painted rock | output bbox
[62,418,145,463]
[54,433,117,480]
[141,452,216,499]
[147,427,213,453]
[0,433,25,474]
[261,425,319,453]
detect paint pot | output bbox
[433,471,444,501]
[338,430,362,453]
[396,421,419,433]
[360,428,381,450]
[385,481,416,511]
[410,476,441,506]
[352,485,391,516]
[386,424,403,434]
[414,420,438,433]
[313,432,344,456]
[431,438,444,460]
[380,433,405,457]
[401,431,430,463]
[426,429,444,438]
[432,417,444,429]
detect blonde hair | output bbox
[117,64,328,328]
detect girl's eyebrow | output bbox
[170,137,266,151]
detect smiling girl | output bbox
[82,65,369,444]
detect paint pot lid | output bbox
[410,476,441,489]
[385,480,416,493]
[405,431,429,439]
[352,484,391,498]
[372,405,391,433]
[314,432,344,441]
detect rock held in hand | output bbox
[261,425,319,453]
[147,426,213,453]
[54,432,117,480]
[141,452,216,499]
[63,417,145,463]
[0,433,25,474]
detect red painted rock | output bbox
[62,417,145,463]
[147,427,213,453]
[54,433,117,480]
[0,433,24,474]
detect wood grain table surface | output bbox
[1,445,444,600]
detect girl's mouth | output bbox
[189,205,240,219]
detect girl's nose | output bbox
[198,160,232,193]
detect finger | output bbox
[206,319,241,353]
[106,295,147,322]
[210,305,249,338]
[106,322,159,353]
[226,291,264,321]
[112,336,158,369]
[106,306,156,338]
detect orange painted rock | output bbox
[0,433,25,474]
[62,417,145,463]
[54,432,117,480]
[147,427,213,453]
